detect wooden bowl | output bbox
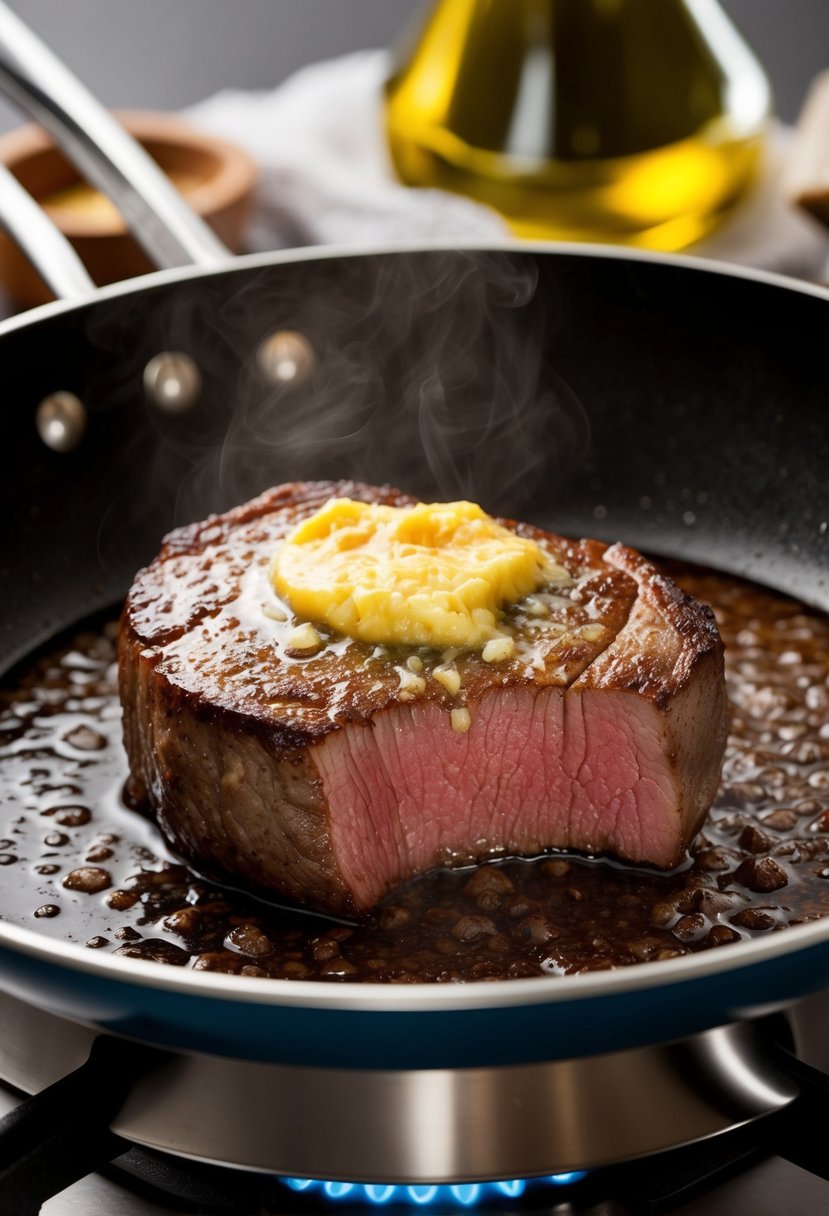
[0,110,257,307]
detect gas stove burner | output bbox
[281,1174,588,1206]
[97,1146,598,1216]
[0,990,805,1184]
[87,1125,826,1215]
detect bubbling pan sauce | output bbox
[1,567,829,983]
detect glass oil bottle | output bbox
[385,0,772,249]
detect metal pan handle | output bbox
[0,0,230,274]
[0,158,95,300]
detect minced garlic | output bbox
[285,622,322,651]
[433,663,461,696]
[271,497,560,649]
[522,596,548,618]
[398,668,426,696]
[481,636,514,663]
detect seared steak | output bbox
[119,481,728,917]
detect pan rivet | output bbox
[35,391,87,453]
[144,352,201,413]
[257,330,314,385]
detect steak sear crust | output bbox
[119,481,728,917]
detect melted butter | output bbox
[140,503,626,741]
[270,497,563,649]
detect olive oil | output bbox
[385,0,771,249]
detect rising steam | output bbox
[87,248,590,559]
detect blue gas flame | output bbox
[282,1173,588,1206]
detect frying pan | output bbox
[0,4,828,1076]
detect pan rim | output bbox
[2,238,828,1012]
[1,237,828,344]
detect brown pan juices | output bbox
[0,564,828,983]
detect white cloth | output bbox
[186,51,505,250]
[189,50,828,277]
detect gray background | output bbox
[0,0,826,131]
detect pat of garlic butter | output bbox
[271,497,560,649]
